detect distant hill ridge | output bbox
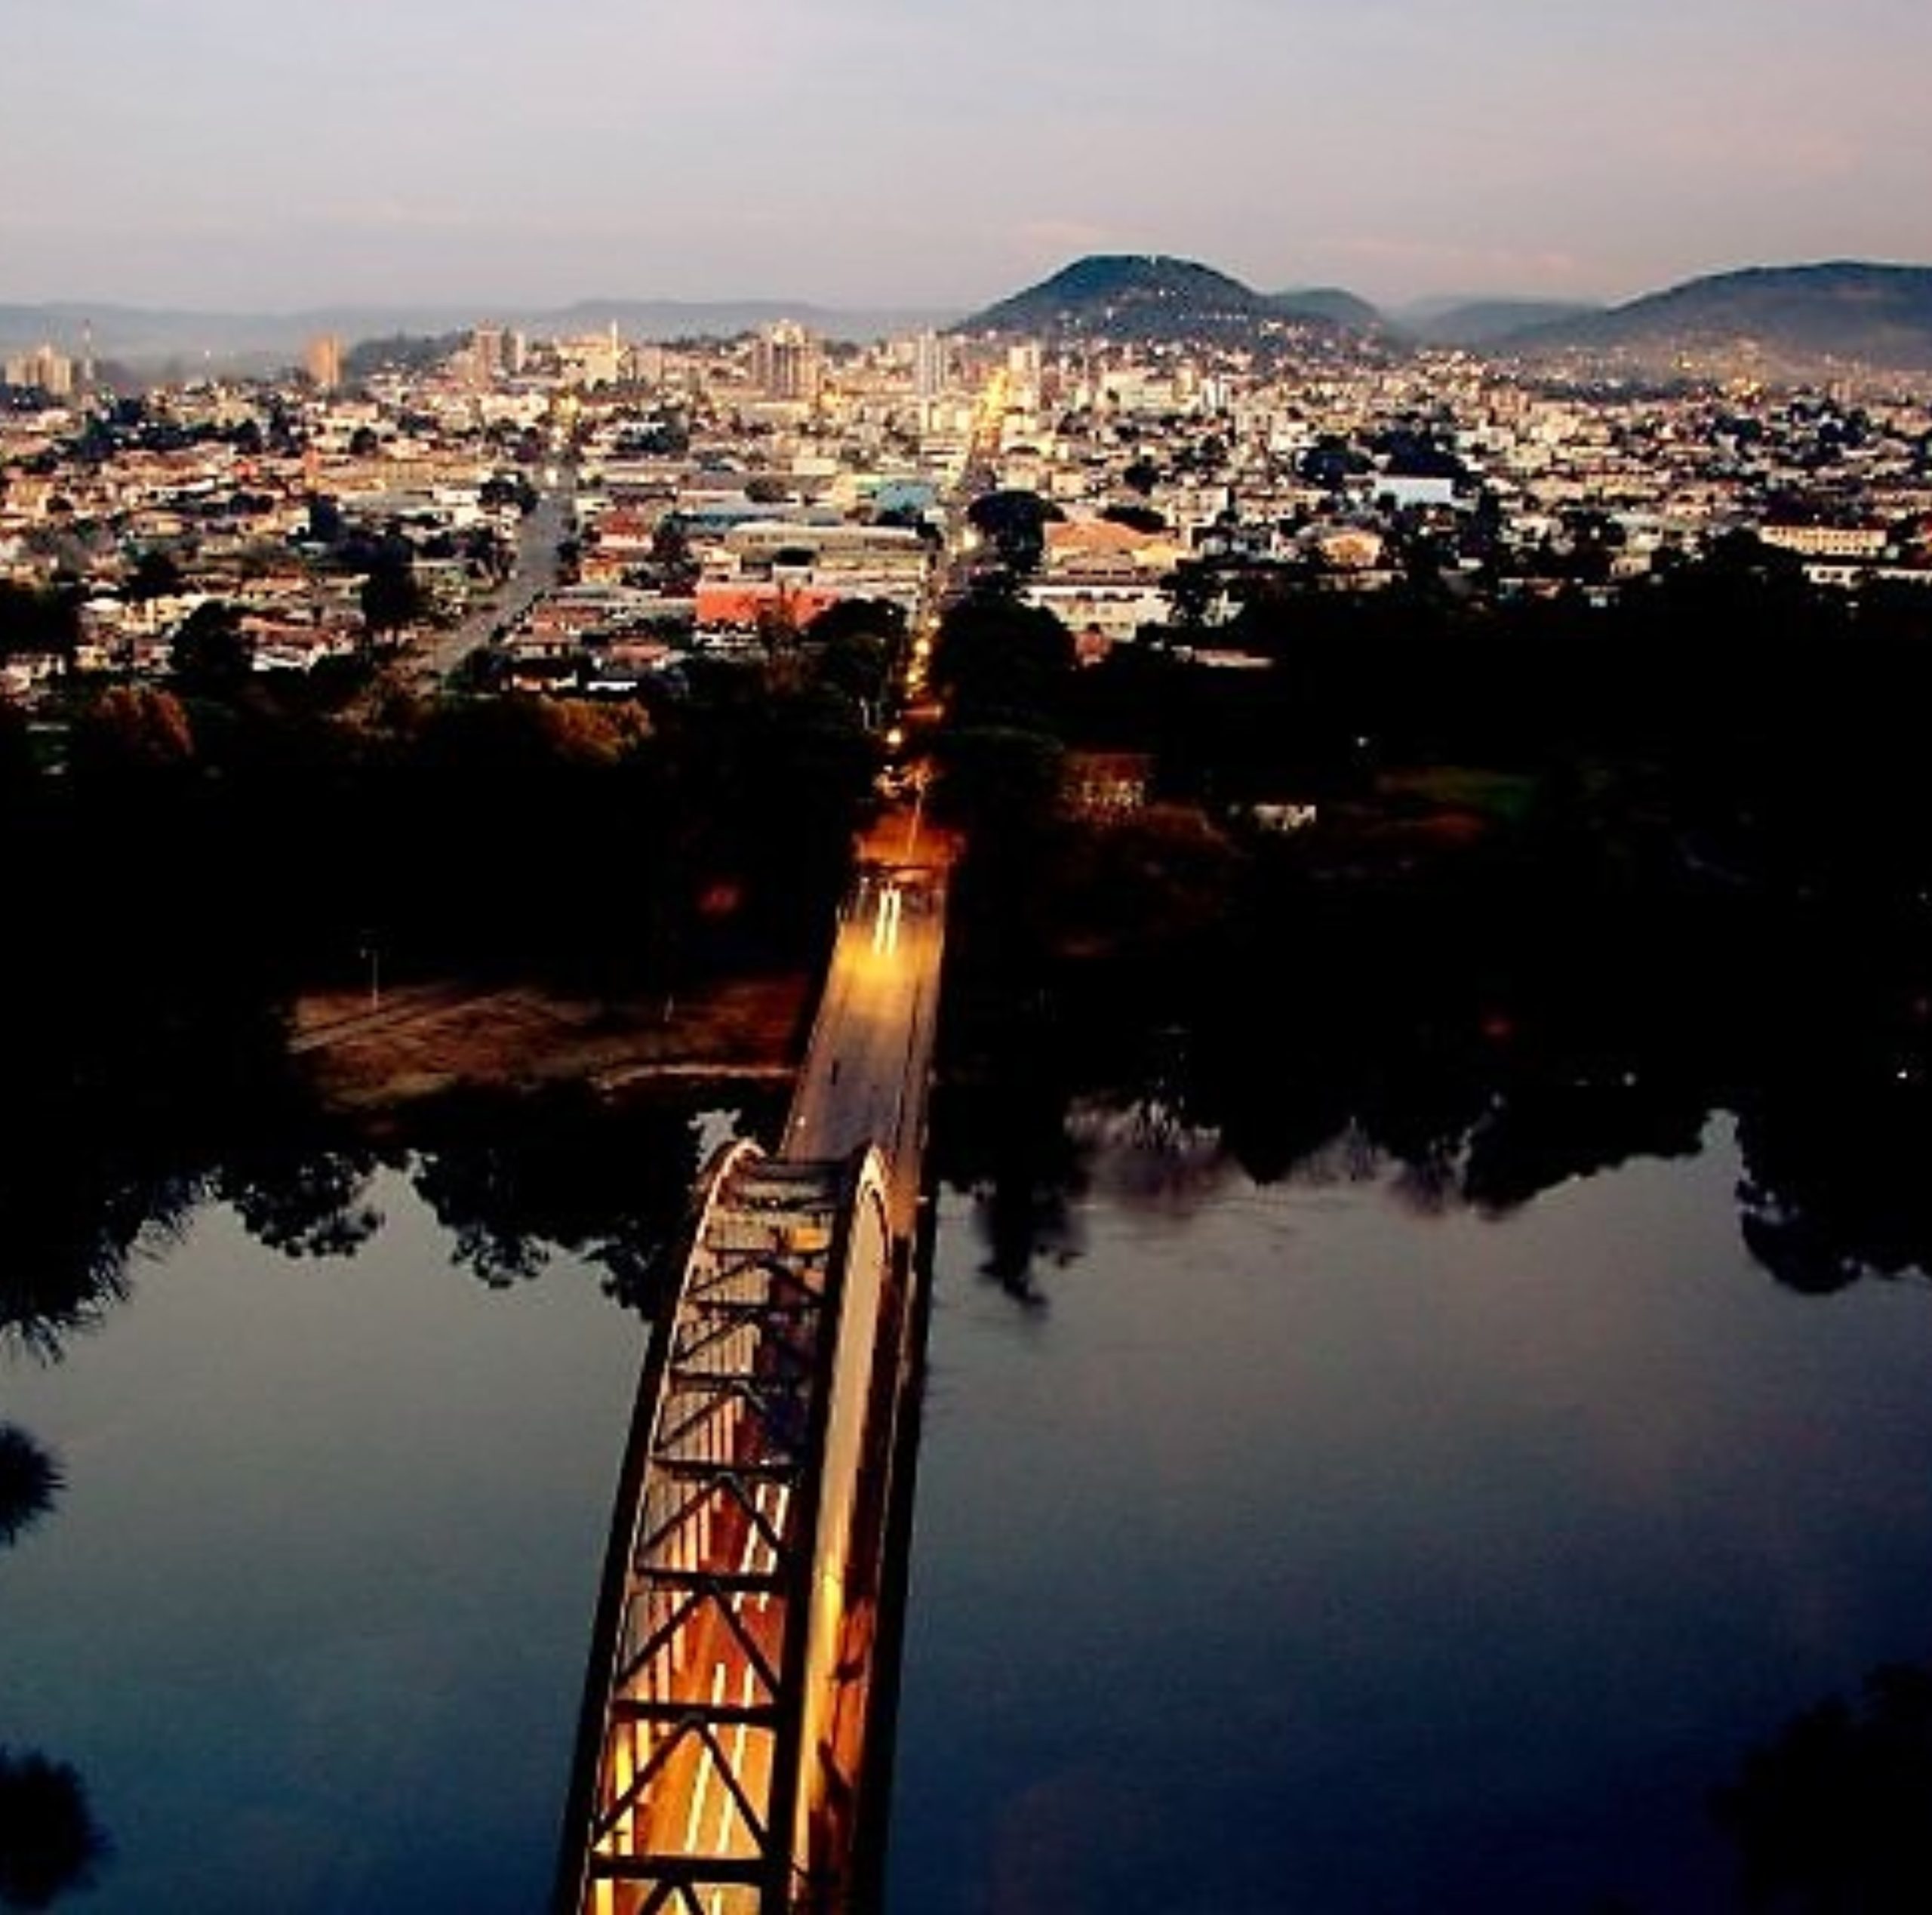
[1497,261,1932,369]
[7,257,1932,375]
[1397,297,1607,346]
[958,254,1932,369]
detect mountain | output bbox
[1494,262,1932,371]
[958,254,1266,341]
[1395,297,1604,346]
[956,254,1380,344]
[1267,285,1386,331]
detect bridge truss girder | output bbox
[558,1141,892,1915]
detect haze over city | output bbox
[8,0,1931,315]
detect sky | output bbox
[6,0,1931,317]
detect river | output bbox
[3,1105,1930,1910]
[0,1164,643,1913]
[884,1106,1932,1914]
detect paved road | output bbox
[417,466,577,684]
[782,823,950,1239]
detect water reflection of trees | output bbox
[405,1085,710,1307]
[0,1151,195,1362]
[1735,1075,1932,1297]
[0,1070,725,1361]
[934,1069,1086,1310]
[0,1747,109,1910]
[214,1144,384,1261]
[0,1427,62,1548]
[939,866,1932,1301]
[1713,1661,1932,1912]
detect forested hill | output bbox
[955,254,1377,343]
[1498,261,1932,371]
[954,254,1932,370]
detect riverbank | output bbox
[291,972,814,1118]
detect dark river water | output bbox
[4,1105,1930,1911]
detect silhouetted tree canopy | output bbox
[168,599,252,695]
[965,488,1064,572]
[0,1748,110,1910]
[66,684,195,779]
[1713,1662,1932,1913]
[0,1427,62,1548]
[931,591,1074,730]
[123,546,185,602]
[359,553,423,640]
[0,582,79,662]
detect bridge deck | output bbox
[565,1148,853,1914]
[558,846,948,1915]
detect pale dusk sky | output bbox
[5,0,1929,314]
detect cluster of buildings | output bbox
[972,343,1932,639]
[5,311,1931,706]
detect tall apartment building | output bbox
[4,343,77,398]
[306,334,343,391]
[471,325,508,382]
[751,321,822,402]
[912,328,948,402]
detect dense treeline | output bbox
[0,633,885,1316]
[1070,537,1932,897]
[5,647,878,1008]
[0,633,878,1360]
[926,544,1932,1300]
[8,543,1932,1336]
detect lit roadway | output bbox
[565,383,973,1913]
[782,814,951,1239]
[564,816,949,1914]
[637,814,948,1901]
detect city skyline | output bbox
[6,0,1930,315]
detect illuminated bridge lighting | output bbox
[556,1144,899,1915]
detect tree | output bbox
[805,597,906,713]
[0,582,80,665]
[125,547,185,602]
[67,685,195,777]
[168,601,253,696]
[360,556,423,645]
[932,590,1075,729]
[478,473,537,516]
[1713,1662,1932,1913]
[0,697,32,805]
[965,489,1065,574]
[461,525,512,583]
[648,516,698,593]
[0,1747,111,1908]
[1163,558,1219,630]
[0,1426,62,1547]
[931,722,1065,835]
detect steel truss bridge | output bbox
[555,852,945,1915]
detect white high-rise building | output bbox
[4,343,75,397]
[752,321,822,402]
[912,329,947,401]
